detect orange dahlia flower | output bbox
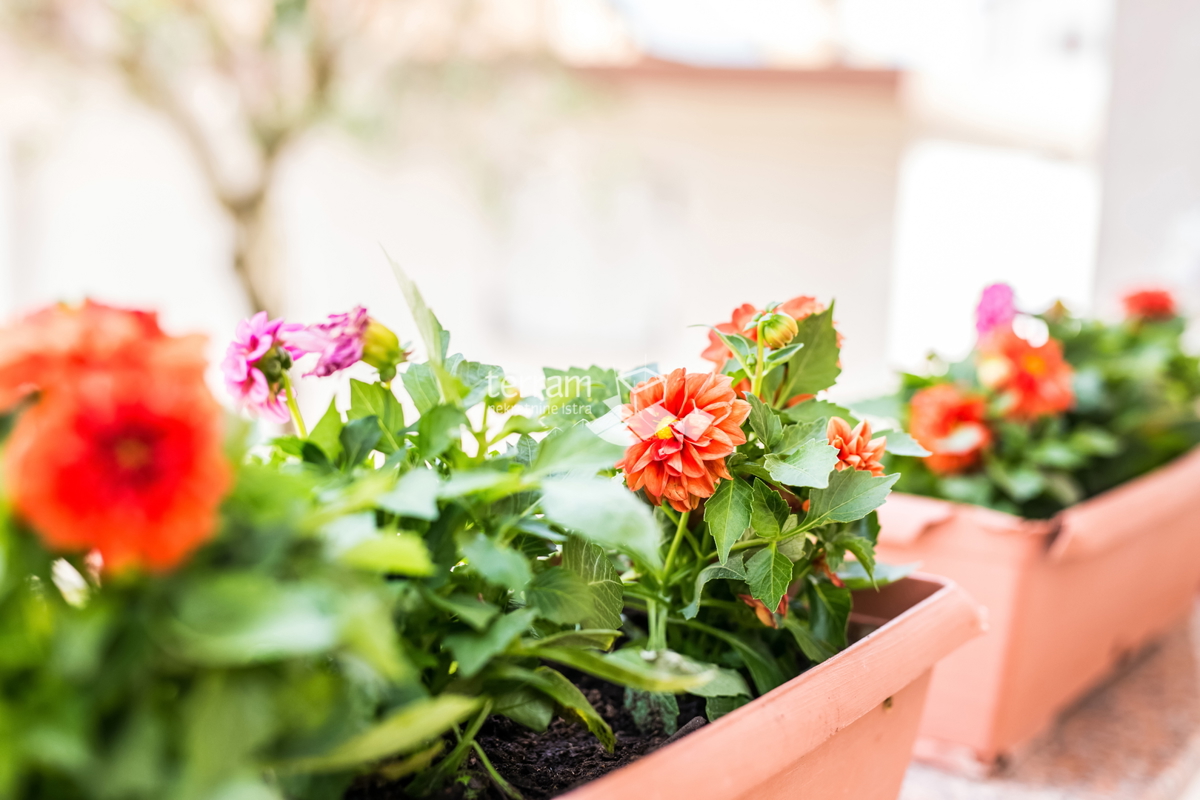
[976,329,1074,420]
[616,368,751,513]
[826,417,887,477]
[701,296,828,368]
[1123,289,1177,321]
[908,384,991,475]
[0,302,230,572]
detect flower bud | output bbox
[361,318,407,382]
[759,312,798,349]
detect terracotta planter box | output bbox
[875,448,1200,772]
[562,575,983,800]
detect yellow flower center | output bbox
[655,416,678,439]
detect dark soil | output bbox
[346,672,707,800]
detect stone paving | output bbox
[901,602,1200,800]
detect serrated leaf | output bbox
[705,695,750,722]
[308,399,344,463]
[747,394,783,450]
[782,399,854,425]
[540,478,663,570]
[378,469,441,520]
[882,430,931,457]
[834,534,876,586]
[775,418,827,456]
[703,477,752,565]
[781,616,837,663]
[808,581,852,652]
[418,404,468,461]
[386,254,449,366]
[562,536,624,630]
[461,534,531,591]
[802,469,899,531]
[340,416,382,467]
[282,695,480,772]
[746,547,793,610]
[401,363,441,414]
[778,306,841,400]
[527,567,593,625]
[445,609,537,678]
[750,481,789,539]
[532,423,625,477]
[348,379,405,453]
[764,440,841,489]
[682,552,746,620]
[687,664,751,699]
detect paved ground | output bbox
[901,602,1200,800]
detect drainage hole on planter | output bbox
[882,696,894,711]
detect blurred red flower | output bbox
[1123,289,1177,321]
[0,302,230,572]
[617,368,750,513]
[976,329,1074,420]
[826,417,887,477]
[909,384,991,475]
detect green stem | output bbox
[410,700,493,795]
[472,741,523,800]
[282,374,307,438]
[661,506,690,583]
[647,600,666,650]
[751,319,767,397]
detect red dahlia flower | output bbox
[0,302,230,572]
[826,417,887,476]
[908,384,991,475]
[616,369,751,513]
[1123,289,1177,321]
[976,329,1074,420]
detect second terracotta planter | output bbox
[875,447,1200,772]
[561,574,983,800]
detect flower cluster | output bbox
[908,384,991,475]
[1123,288,1177,321]
[222,306,407,427]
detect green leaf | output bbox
[453,359,505,408]
[418,404,468,461]
[540,478,663,570]
[340,416,383,467]
[746,547,793,610]
[837,560,916,591]
[808,581,852,652]
[308,399,344,463]
[445,609,537,678]
[764,441,841,489]
[687,664,751,699]
[349,379,405,453]
[986,461,1045,503]
[495,415,547,440]
[703,477,752,565]
[401,362,441,415]
[339,532,433,576]
[781,616,837,663]
[378,468,441,520]
[705,695,750,722]
[775,418,827,456]
[778,306,841,399]
[527,567,593,625]
[493,687,554,732]
[420,590,499,631]
[562,536,624,630]
[834,534,876,586]
[282,695,481,772]
[679,620,784,695]
[386,254,449,366]
[682,552,746,620]
[747,394,783,450]
[461,534,532,591]
[438,469,524,499]
[532,647,713,694]
[524,629,621,650]
[625,688,680,735]
[531,667,616,752]
[882,430,931,457]
[782,399,853,425]
[750,481,789,539]
[803,469,899,530]
[532,423,625,477]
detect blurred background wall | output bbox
[0,0,1194,412]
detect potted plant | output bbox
[866,284,1200,771]
[239,273,982,798]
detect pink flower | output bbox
[975,283,1016,336]
[290,307,370,378]
[221,312,302,424]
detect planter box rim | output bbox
[878,445,1200,563]
[560,573,983,800]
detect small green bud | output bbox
[361,318,406,380]
[759,313,798,350]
